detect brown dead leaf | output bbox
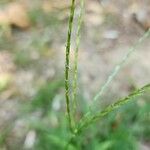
[0,2,30,29]
[7,2,30,28]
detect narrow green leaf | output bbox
[91,29,150,108]
[76,84,150,134]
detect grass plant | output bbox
[65,0,150,149]
[1,0,150,149]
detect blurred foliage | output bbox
[14,50,32,68]
[21,81,150,150]
[28,8,60,28]
[30,79,64,115]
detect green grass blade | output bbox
[65,0,76,132]
[76,84,150,134]
[92,29,150,107]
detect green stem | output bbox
[72,0,85,127]
[66,84,150,147]
[92,29,150,107]
[76,83,150,134]
[83,29,150,117]
[65,0,76,132]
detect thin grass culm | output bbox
[76,83,150,134]
[88,28,150,112]
[72,0,85,127]
[66,84,150,148]
[65,0,76,132]
[65,0,150,148]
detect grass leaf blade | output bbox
[92,29,150,106]
[76,84,150,134]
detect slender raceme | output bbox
[65,0,150,148]
[72,0,85,126]
[81,28,150,118]
[76,83,150,134]
[66,84,150,148]
[65,0,76,132]
[92,29,150,106]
